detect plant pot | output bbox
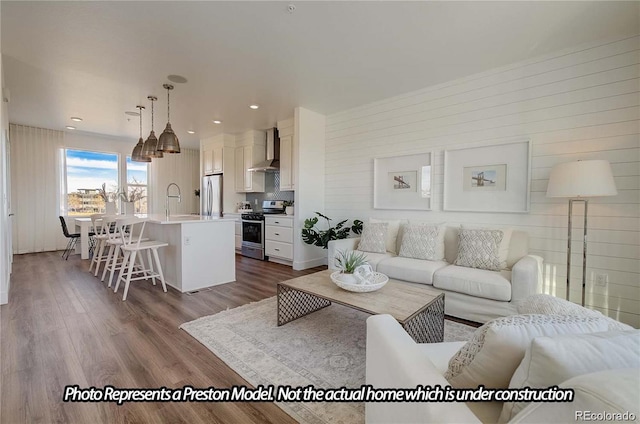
[285,206,294,215]
[123,201,135,215]
[335,272,358,285]
[105,201,117,215]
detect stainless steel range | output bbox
[240,201,286,260]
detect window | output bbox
[126,156,148,214]
[65,149,118,215]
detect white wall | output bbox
[324,36,640,327]
[0,52,11,304]
[293,107,327,270]
[149,148,199,215]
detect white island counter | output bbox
[142,214,235,293]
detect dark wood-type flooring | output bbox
[1,251,325,424]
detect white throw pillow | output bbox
[509,369,640,423]
[499,329,640,423]
[444,314,610,389]
[357,222,388,254]
[454,227,512,271]
[398,223,445,261]
[517,294,632,331]
[370,218,404,254]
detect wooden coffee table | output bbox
[277,269,445,343]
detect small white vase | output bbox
[337,273,358,285]
[105,201,117,215]
[285,206,294,215]
[123,201,135,215]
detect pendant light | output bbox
[142,95,163,158]
[157,83,181,153]
[131,105,151,162]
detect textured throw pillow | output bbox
[507,369,640,423]
[517,294,633,331]
[370,218,405,254]
[398,223,445,261]
[357,222,388,254]
[499,330,640,423]
[444,314,610,389]
[454,228,509,271]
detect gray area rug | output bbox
[180,296,475,424]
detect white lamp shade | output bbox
[546,160,617,198]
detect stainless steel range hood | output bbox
[248,128,279,172]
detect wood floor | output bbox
[1,251,325,424]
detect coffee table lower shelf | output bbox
[277,283,445,343]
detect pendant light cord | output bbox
[167,87,171,123]
[138,107,142,137]
[151,99,154,131]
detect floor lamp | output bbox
[546,160,617,306]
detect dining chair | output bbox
[59,216,80,260]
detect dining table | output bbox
[73,217,93,259]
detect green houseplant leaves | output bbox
[302,212,363,249]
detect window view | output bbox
[126,156,148,214]
[65,149,118,215]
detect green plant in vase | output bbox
[302,212,362,249]
[334,249,368,274]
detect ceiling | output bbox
[2,1,638,149]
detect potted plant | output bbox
[334,249,369,284]
[119,186,146,215]
[98,183,117,214]
[283,200,294,215]
[302,212,362,249]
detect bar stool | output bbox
[89,213,108,274]
[101,215,127,287]
[113,217,168,301]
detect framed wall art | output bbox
[443,140,531,213]
[374,152,433,210]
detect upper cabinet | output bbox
[202,137,225,176]
[234,130,265,193]
[277,118,296,191]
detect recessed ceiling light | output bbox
[167,75,188,84]
[65,126,76,130]
[125,111,140,116]
[212,120,222,124]
[187,130,195,134]
[249,104,259,110]
[70,116,83,122]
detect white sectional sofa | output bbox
[328,225,543,323]
[365,295,638,424]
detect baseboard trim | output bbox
[1,289,8,305]
[293,257,327,271]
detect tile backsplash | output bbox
[245,171,294,211]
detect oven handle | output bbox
[242,220,264,224]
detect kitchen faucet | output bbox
[166,183,181,218]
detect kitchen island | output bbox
[142,214,235,293]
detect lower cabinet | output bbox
[235,221,242,251]
[265,216,293,263]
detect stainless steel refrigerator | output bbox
[201,174,223,217]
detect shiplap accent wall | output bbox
[324,36,640,327]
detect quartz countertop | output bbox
[142,214,236,225]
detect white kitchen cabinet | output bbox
[203,146,223,175]
[203,149,214,175]
[234,145,265,193]
[265,216,293,264]
[279,135,295,191]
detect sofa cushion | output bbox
[433,265,512,301]
[377,256,448,285]
[357,222,388,253]
[369,218,406,254]
[454,227,512,271]
[509,368,640,423]
[517,294,632,330]
[444,314,610,389]
[416,341,467,374]
[398,223,445,261]
[354,250,395,271]
[499,329,640,422]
